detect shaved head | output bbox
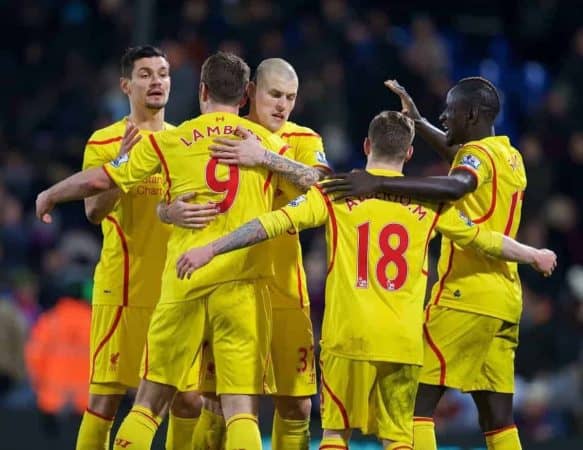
[249,58,299,132]
[254,58,298,87]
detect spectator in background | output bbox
[25,287,91,440]
[0,295,27,398]
[404,15,450,79]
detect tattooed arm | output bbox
[209,126,322,192]
[176,219,269,279]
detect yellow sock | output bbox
[113,405,161,449]
[192,408,226,450]
[271,410,310,450]
[76,409,114,450]
[413,417,436,450]
[485,425,522,450]
[319,435,348,449]
[225,413,261,450]
[166,412,198,450]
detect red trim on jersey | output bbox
[451,165,479,184]
[87,136,123,145]
[296,262,305,308]
[423,306,447,385]
[90,306,123,383]
[102,165,115,183]
[413,416,434,423]
[484,424,517,437]
[421,204,444,278]
[314,164,332,173]
[314,185,338,275]
[280,132,321,138]
[104,215,130,306]
[263,145,290,193]
[433,241,455,306]
[149,134,172,203]
[133,408,160,428]
[86,408,114,421]
[504,191,522,236]
[319,446,347,450]
[321,372,350,428]
[390,446,413,450]
[463,144,498,224]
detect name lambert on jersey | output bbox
[343,192,428,221]
[179,124,261,147]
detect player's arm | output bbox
[385,79,459,163]
[323,143,490,202]
[176,187,328,279]
[157,193,219,228]
[210,126,322,192]
[83,121,142,224]
[436,205,557,276]
[37,131,162,224]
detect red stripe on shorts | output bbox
[423,306,447,386]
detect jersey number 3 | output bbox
[206,159,240,212]
[356,223,409,291]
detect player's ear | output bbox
[247,81,257,100]
[120,77,130,96]
[363,137,371,156]
[239,82,249,107]
[405,145,414,162]
[199,82,208,102]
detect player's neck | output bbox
[365,159,403,174]
[467,123,495,142]
[203,102,239,115]
[128,108,165,132]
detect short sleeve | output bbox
[294,133,331,172]
[104,133,162,193]
[450,144,493,188]
[437,205,504,256]
[258,186,329,237]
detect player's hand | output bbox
[209,126,265,167]
[385,79,422,121]
[531,249,557,277]
[161,193,219,228]
[35,190,55,224]
[119,119,142,156]
[176,245,215,279]
[321,170,383,200]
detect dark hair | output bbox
[368,111,415,162]
[120,45,167,78]
[454,76,501,121]
[200,52,250,105]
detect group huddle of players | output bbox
[35,46,557,450]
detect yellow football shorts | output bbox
[199,305,316,397]
[271,306,317,397]
[421,304,518,393]
[319,349,420,443]
[89,304,154,394]
[150,279,275,394]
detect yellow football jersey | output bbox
[258,169,504,364]
[269,121,330,309]
[104,112,295,303]
[430,136,527,323]
[83,118,173,307]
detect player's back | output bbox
[321,169,444,365]
[431,135,527,323]
[150,112,290,302]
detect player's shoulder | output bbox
[87,119,126,144]
[279,121,320,139]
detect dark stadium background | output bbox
[1,0,581,448]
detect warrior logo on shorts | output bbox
[114,438,133,448]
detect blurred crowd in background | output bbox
[0,0,581,445]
